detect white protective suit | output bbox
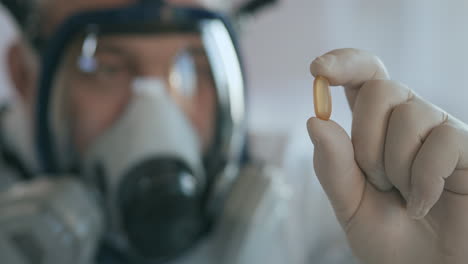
[172,132,358,264]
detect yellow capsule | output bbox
[313,76,332,121]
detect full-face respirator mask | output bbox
[35,2,246,262]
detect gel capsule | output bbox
[313,76,332,121]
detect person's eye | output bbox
[88,52,133,80]
[96,63,125,76]
[93,59,134,84]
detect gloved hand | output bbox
[307,48,468,264]
[0,177,103,264]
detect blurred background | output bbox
[1,0,468,165]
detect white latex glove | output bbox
[307,48,468,264]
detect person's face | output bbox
[58,33,216,154]
[41,0,218,155]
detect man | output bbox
[1,1,468,264]
[1,2,350,263]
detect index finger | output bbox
[310,48,390,107]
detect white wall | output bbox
[240,0,468,163]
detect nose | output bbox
[135,59,172,86]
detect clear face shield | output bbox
[36,3,245,262]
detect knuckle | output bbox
[391,101,420,127]
[431,122,459,142]
[359,79,388,97]
[357,80,411,106]
[390,99,448,144]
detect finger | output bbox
[310,48,390,108]
[307,117,366,225]
[385,97,447,198]
[351,80,412,191]
[408,121,468,219]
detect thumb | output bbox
[307,117,366,225]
